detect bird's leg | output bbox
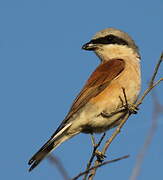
[90,134,106,162]
[90,134,96,147]
[101,88,139,119]
[121,87,139,114]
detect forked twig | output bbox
[149,52,163,87]
[136,78,163,107]
[136,51,163,106]
[83,133,106,180]
[71,155,129,180]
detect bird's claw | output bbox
[95,150,106,162]
[125,104,139,114]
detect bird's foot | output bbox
[125,103,139,114]
[95,150,106,162]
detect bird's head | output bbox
[82,28,140,61]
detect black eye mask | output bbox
[90,34,128,46]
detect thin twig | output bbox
[71,155,129,180]
[136,78,163,106]
[149,52,163,87]
[136,51,163,106]
[88,113,130,180]
[47,154,70,180]
[130,92,163,180]
[83,133,106,180]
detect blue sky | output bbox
[0,0,163,180]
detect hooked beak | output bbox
[82,41,98,51]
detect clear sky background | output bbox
[0,0,163,180]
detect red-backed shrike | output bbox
[28,28,141,171]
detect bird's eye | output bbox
[107,35,115,41]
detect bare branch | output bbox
[136,51,163,106]
[136,78,163,107]
[88,116,131,179]
[71,155,129,180]
[83,133,106,180]
[149,52,163,87]
[130,92,163,180]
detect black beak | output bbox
[82,41,97,51]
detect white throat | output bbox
[95,44,140,63]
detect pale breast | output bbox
[91,57,141,113]
[80,58,141,133]
[69,57,141,134]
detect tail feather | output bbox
[28,123,73,172]
[28,142,55,172]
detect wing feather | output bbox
[53,59,125,135]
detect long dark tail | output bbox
[28,123,72,172]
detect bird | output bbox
[28,28,141,171]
